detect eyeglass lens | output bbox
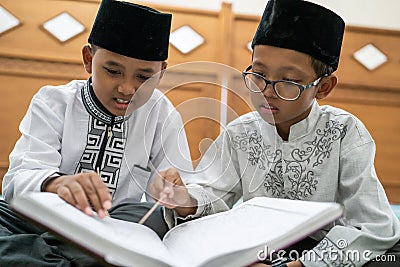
[244,73,300,100]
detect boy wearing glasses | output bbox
[152,0,400,266]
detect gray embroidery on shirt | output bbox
[233,130,269,170]
[199,191,213,217]
[313,237,356,266]
[233,120,347,199]
[233,130,285,196]
[263,150,284,196]
[286,120,347,199]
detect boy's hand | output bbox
[150,167,197,217]
[43,172,112,218]
[287,260,303,267]
[246,264,269,267]
[247,261,303,267]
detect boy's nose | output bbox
[263,84,277,98]
[118,82,136,95]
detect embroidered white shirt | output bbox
[170,101,400,266]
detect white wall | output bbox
[136,0,400,31]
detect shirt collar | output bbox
[81,78,129,124]
[288,100,322,141]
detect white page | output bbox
[11,193,176,267]
[163,205,305,267]
[12,194,341,267]
[163,197,341,267]
[101,218,174,266]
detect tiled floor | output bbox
[391,205,400,220]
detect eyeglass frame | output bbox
[242,65,327,101]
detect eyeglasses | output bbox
[242,65,327,101]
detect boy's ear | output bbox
[82,45,93,74]
[315,74,337,100]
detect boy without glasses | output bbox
[0,0,192,265]
[152,0,400,266]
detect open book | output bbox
[10,192,343,267]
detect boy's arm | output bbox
[150,167,197,217]
[248,261,303,267]
[2,88,112,217]
[2,91,63,201]
[183,128,244,216]
[300,141,400,267]
[43,173,111,218]
[150,166,231,229]
[142,96,193,198]
[152,128,243,227]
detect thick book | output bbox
[10,192,343,267]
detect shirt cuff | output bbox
[162,185,212,228]
[185,185,214,218]
[40,172,64,192]
[163,207,178,229]
[299,237,354,267]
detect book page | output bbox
[101,218,175,266]
[11,193,176,267]
[162,197,341,267]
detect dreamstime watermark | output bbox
[257,239,396,264]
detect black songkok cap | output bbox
[89,0,172,61]
[252,0,345,71]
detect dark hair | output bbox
[310,57,334,77]
[90,44,98,55]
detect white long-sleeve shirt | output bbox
[3,79,193,206]
[169,101,400,266]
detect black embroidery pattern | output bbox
[75,117,126,197]
[77,81,127,197]
[82,79,127,124]
[311,237,356,266]
[233,120,347,199]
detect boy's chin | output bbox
[111,109,129,117]
[257,111,276,125]
[263,119,276,126]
